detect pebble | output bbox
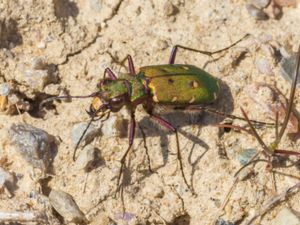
[23,69,50,91]
[75,145,96,171]
[0,83,10,96]
[252,0,270,9]
[246,4,269,20]
[236,148,257,166]
[164,2,179,17]
[280,53,300,87]
[71,122,101,146]
[9,124,56,172]
[155,39,169,51]
[271,207,300,225]
[49,189,87,223]
[8,94,31,112]
[255,58,274,75]
[22,57,57,91]
[44,84,62,96]
[0,167,15,197]
[31,57,46,70]
[101,114,125,138]
[215,218,234,225]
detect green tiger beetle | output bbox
[41,34,272,193]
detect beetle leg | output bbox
[138,123,153,173]
[127,55,136,76]
[102,68,117,80]
[169,34,250,64]
[116,111,136,192]
[148,113,194,193]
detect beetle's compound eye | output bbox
[110,96,125,111]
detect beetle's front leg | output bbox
[102,68,117,80]
[116,111,136,192]
[126,55,136,76]
[148,113,194,194]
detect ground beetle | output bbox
[42,34,269,192]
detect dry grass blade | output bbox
[276,45,300,144]
[240,107,273,156]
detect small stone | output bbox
[23,69,49,91]
[0,167,15,197]
[252,0,270,9]
[246,4,269,20]
[155,39,169,51]
[164,2,179,17]
[271,207,300,225]
[37,41,46,49]
[75,145,96,171]
[236,148,257,166]
[9,124,56,172]
[215,218,234,225]
[44,84,61,96]
[89,0,102,12]
[7,94,31,112]
[71,122,101,146]
[49,190,87,223]
[31,57,46,70]
[255,58,274,75]
[280,53,300,87]
[101,114,125,138]
[0,83,10,96]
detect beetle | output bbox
[41,34,270,192]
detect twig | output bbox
[245,181,300,225]
[0,211,46,223]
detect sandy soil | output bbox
[1,0,300,224]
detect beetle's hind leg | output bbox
[148,113,195,194]
[168,34,250,64]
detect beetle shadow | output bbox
[131,80,236,187]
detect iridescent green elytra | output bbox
[141,64,220,105]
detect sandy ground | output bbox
[1,0,300,224]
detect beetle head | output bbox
[88,79,129,118]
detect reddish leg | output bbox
[127,55,136,75]
[103,68,117,80]
[116,111,136,191]
[168,34,250,64]
[149,113,193,193]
